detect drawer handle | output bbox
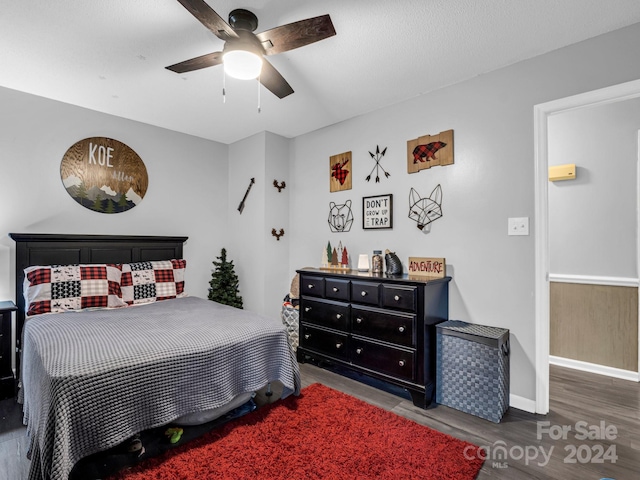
[333,287,339,292]
[305,307,312,312]
[308,284,314,289]
[304,334,310,340]
[336,343,343,349]
[398,360,405,367]
[356,317,363,324]
[398,326,405,333]
[356,348,363,354]
[336,313,342,319]
[361,291,367,297]
[394,295,400,301]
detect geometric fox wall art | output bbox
[408,184,443,230]
[407,130,454,174]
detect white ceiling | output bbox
[2,0,640,144]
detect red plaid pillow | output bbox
[23,264,125,316]
[121,259,187,305]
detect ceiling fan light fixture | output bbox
[223,49,263,80]
[168,2,335,98]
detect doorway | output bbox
[534,78,640,414]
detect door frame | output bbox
[534,78,640,414]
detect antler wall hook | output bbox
[273,180,286,192]
[271,228,285,240]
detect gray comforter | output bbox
[21,296,300,480]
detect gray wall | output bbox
[227,131,291,319]
[3,22,640,406]
[549,98,640,279]
[228,132,267,314]
[547,91,640,374]
[264,132,292,316]
[287,22,640,403]
[0,87,229,301]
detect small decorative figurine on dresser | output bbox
[321,241,350,270]
[357,254,370,272]
[371,250,383,274]
[384,249,403,274]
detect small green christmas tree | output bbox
[208,248,243,309]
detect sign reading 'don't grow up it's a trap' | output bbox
[60,137,148,214]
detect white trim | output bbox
[509,394,536,414]
[637,131,640,391]
[534,78,640,416]
[541,79,640,114]
[550,355,639,382]
[548,274,639,287]
[534,97,551,415]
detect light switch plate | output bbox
[508,217,529,236]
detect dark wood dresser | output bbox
[296,268,450,408]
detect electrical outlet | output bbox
[508,217,529,236]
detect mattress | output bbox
[21,296,300,480]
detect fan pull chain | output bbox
[257,74,261,113]
[222,71,226,104]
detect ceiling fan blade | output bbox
[166,51,223,73]
[260,59,294,99]
[176,0,238,40]
[256,14,336,55]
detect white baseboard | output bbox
[550,355,639,382]
[549,273,639,287]
[509,394,536,413]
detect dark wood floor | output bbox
[1,364,638,479]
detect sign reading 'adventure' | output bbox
[407,257,446,278]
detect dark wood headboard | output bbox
[9,233,188,376]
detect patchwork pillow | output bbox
[121,259,186,305]
[24,264,125,316]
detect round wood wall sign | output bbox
[60,137,148,214]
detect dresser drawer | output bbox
[382,285,417,312]
[300,275,325,298]
[301,298,349,331]
[350,338,416,382]
[301,325,349,361]
[325,279,350,301]
[351,306,416,348]
[351,281,379,306]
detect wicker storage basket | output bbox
[436,320,509,423]
[281,305,299,351]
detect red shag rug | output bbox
[109,384,484,480]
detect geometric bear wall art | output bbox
[328,200,354,232]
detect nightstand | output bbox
[0,301,17,400]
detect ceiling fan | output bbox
[166,0,336,99]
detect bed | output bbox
[10,233,300,480]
